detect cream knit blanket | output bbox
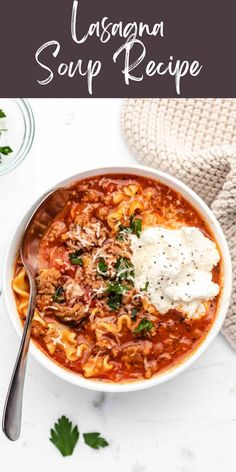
[122,98,236,349]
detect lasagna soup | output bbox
[12,174,221,382]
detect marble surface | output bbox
[0,99,235,471]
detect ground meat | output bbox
[36,294,53,311]
[81,189,104,203]
[32,323,47,338]
[96,206,109,221]
[96,336,117,350]
[90,299,112,317]
[104,194,113,206]
[44,221,67,245]
[54,302,87,325]
[120,341,153,367]
[36,268,61,294]
[83,278,107,296]
[72,205,100,226]
[123,288,136,304]
[92,337,115,354]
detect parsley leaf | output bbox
[107,293,122,310]
[0,110,6,118]
[106,282,129,295]
[115,256,134,281]
[50,416,79,457]
[141,281,149,291]
[97,257,108,274]
[69,250,83,266]
[83,432,109,450]
[117,216,142,240]
[116,224,131,241]
[133,317,154,334]
[106,282,129,311]
[0,146,13,155]
[52,285,65,303]
[129,215,142,238]
[131,307,138,320]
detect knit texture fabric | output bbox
[121,98,236,348]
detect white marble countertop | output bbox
[0,99,235,472]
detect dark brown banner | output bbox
[1,0,236,97]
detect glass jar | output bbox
[0,99,35,176]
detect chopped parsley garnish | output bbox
[97,257,108,274]
[115,256,134,281]
[52,285,65,303]
[141,281,149,291]
[129,214,142,238]
[106,282,129,295]
[83,432,109,449]
[69,250,83,266]
[117,215,142,240]
[116,224,131,241]
[50,416,79,457]
[107,293,122,310]
[106,282,129,311]
[0,109,13,162]
[0,146,13,155]
[131,307,138,320]
[133,317,154,334]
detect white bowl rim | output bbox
[2,164,232,393]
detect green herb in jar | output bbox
[0,109,13,163]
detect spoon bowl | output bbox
[2,187,69,441]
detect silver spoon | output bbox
[2,187,69,441]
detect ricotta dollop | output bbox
[130,226,220,318]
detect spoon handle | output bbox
[2,276,36,441]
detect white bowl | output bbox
[2,165,232,392]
